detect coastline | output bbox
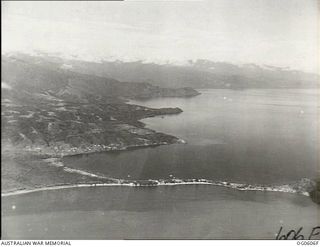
[2,177,312,198]
[1,108,188,194]
[60,138,186,158]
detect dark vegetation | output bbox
[310,179,320,204]
[2,53,195,191]
[2,54,192,157]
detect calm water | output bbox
[64,89,319,184]
[2,186,319,239]
[2,89,320,239]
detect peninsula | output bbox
[1,53,198,192]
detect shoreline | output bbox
[61,138,186,158]
[1,178,311,198]
[1,101,188,195]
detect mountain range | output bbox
[7,52,318,90]
[2,52,319,203]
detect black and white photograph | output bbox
[1,0,320,241]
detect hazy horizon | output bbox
[2,0,319,73]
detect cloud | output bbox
[2,0,319,72]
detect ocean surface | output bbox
[2,89,320,239]
[64,89,319,184]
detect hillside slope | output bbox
[12,52,319,89]
[2,55,193,157]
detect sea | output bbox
[2,89,319,239]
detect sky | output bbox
[2,0,319,72]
